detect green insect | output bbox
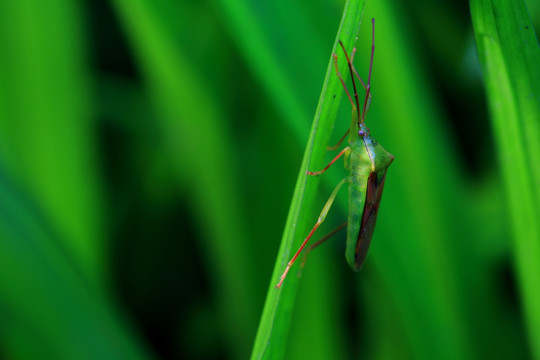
[276,18,394,289]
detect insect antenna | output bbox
[361,18,375,122]
[333,53,357,115]
[350,48,372,117]
[339,41,362,125]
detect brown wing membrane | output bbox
[354,171,388,268]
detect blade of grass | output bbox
[214,0,353,355]
[250,1,366,359]
[470,1,540,358]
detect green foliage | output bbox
[0,0,538,359]
[471,0,540,358]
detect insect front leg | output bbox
[306,146,351,176]
[276,176,351,288]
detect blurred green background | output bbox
[0,0,539,359]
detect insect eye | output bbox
[358,130,365,137]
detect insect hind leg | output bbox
[276,177,350,288]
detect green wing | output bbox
[345,135,393,270]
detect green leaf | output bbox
[471,0,540,358]
[250,1,366,359]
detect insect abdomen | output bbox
[345,162,370,270]
[345,136,392,271]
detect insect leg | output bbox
[306,146,351,176]
[276,177,350,288]
[349,47,368,91]
[300,221,347,269]
[333,53,357,112]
